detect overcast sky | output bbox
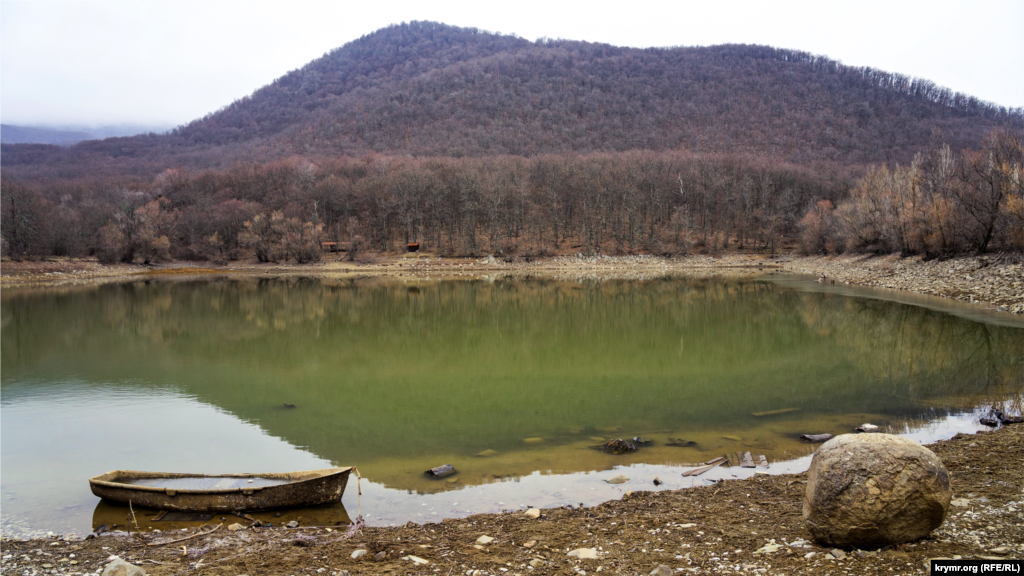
[2,0,1023,129]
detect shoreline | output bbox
[1,425,1020,575]
[3,252,1022,314]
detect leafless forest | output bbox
[2,22,1022,262]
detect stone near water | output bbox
[801,434,834,442]
[227,523,245,531]
[855,423,880,433]
[286,521,299,528]
[605,475,629,484]
[523,508,541,519]
[101,557,146,576]
[425,464,456,478]
[603,438,635,454]
[804,434,951,548]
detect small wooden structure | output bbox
[407,242,420,253]
[321,242,351,253]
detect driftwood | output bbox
[739,451,756,468]
[681,457,726,477]
[800,433,834,442]
[144,524,222,547]
[425,464,455,479]
[995,410,1023,424]
[752,408,799,417]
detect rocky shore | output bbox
[3,252,1023,314]
[1,425,1021,576]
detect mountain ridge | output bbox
[3,21,1021,182]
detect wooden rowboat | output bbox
[89,467,353,512]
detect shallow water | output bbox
[2,274,1022,537]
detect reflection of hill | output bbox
[3,277,1021,484]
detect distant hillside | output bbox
[1,124,93,145]
[2,21,1022,181]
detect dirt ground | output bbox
[1,424,1021,576]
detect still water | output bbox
[2,274,1022,537]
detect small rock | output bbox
[425,464,456,478]
[632,436,652,445]
[854,423,880,432]
[101,557,146,576]
[649,564,673,576]
[475,449,498,457]
[373,551,387,561]
[951,498,971,507]
[753,540,783,554]
[605,476,629,484]
[523,539,538,548]
[403,555,429,565]
[603,439,635,454]
[567,548,599,559]
[476,535,495,545]
[529,559,545,568]
[830,549,847,559]
[653,477,663,486]
[227,523,245,531]
[523,509,541,519]
[286,521,299,528]
[350,549,367,559]
[800,433,834,443]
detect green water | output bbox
[2,275,1022,536]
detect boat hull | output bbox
[88,467,352,512]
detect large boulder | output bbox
[803,433,951,548]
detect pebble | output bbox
[605,476,629,485]
[350,549,367,559]
[567,548,599,559]
[649,565,673,576]
[523,509,541,519]
[476,535,495,545]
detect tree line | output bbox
[2,150,849,263]
[798,129,1024,255]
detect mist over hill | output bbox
[3,21,1021,181]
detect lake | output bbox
[2,273,1022,538]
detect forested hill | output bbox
[3,21,1022,180]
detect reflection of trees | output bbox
[797,294,1024,401]
[4,277,1021,469]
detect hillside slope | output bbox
[3,21,1021,180]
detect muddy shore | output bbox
[1,425,1020,575]
[2,252,1022,314]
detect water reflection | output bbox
[2,276,1022,536]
